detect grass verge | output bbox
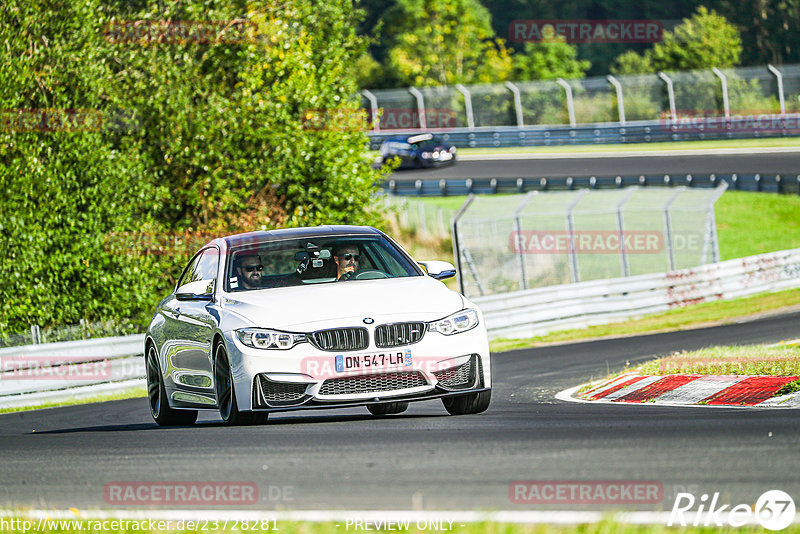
[575,340,800,399]
[636,344,800,376]
[489,287,800,353]
[716,192,800,261]
[0,386,146,415]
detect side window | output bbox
[194,248,220,283]
[177,248,219,289]
[176,255,201,289]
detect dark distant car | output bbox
[380,133,456,169]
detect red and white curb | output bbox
[557,373,800,408]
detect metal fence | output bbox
[451,184,727,298]
[383,196,454,238]
[364,63,800,148]
[364,63,800,131]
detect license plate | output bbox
[335,350,412,373]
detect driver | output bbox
[235,254,264,289]
[333,244,360,281]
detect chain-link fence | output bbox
[364,64,800,131]
[452,184,727,298]
[383,196,454,239]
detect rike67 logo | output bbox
[669,490,796,530]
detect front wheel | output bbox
[146,344,197,426]
[214,342,268,426]
[442,389,491,415]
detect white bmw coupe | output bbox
[145,225,491,425]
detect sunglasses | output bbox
[242,265,263,273]
[341,253,360,262]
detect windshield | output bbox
[416,139,441,150]
[225,235,422,292]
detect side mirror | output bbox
[418,260,456,281]
[176,279,215,301]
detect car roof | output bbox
[222,225,383,248]
[381,133,436,144]
[406,133,434,144]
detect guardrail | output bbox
[0,335,145,408]
[383,174,800,196]
[367,117,800,151]
[3,248,799,406]
[474,248,800,340]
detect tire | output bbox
[367,402,409,416]
[214,342,269,426]
[442,389,491,415]
[146,343,197,426]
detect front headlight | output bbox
[236,328,307,350]
[428,308,479,335]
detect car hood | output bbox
[219,276,464,330]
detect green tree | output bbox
[711,0,800,66]
[511,37,590,81]
[380,0,513,86]
[610,50,654,76]
[0,0,387,334]
[612,7,742,74]
[649,6,741,71]
[354,51,384,89]
[0,0,163,333]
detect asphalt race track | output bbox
[1,311,799,512]
[394,150,800,180]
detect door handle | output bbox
[174,307,181,316]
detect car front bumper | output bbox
[224,324,491,412]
